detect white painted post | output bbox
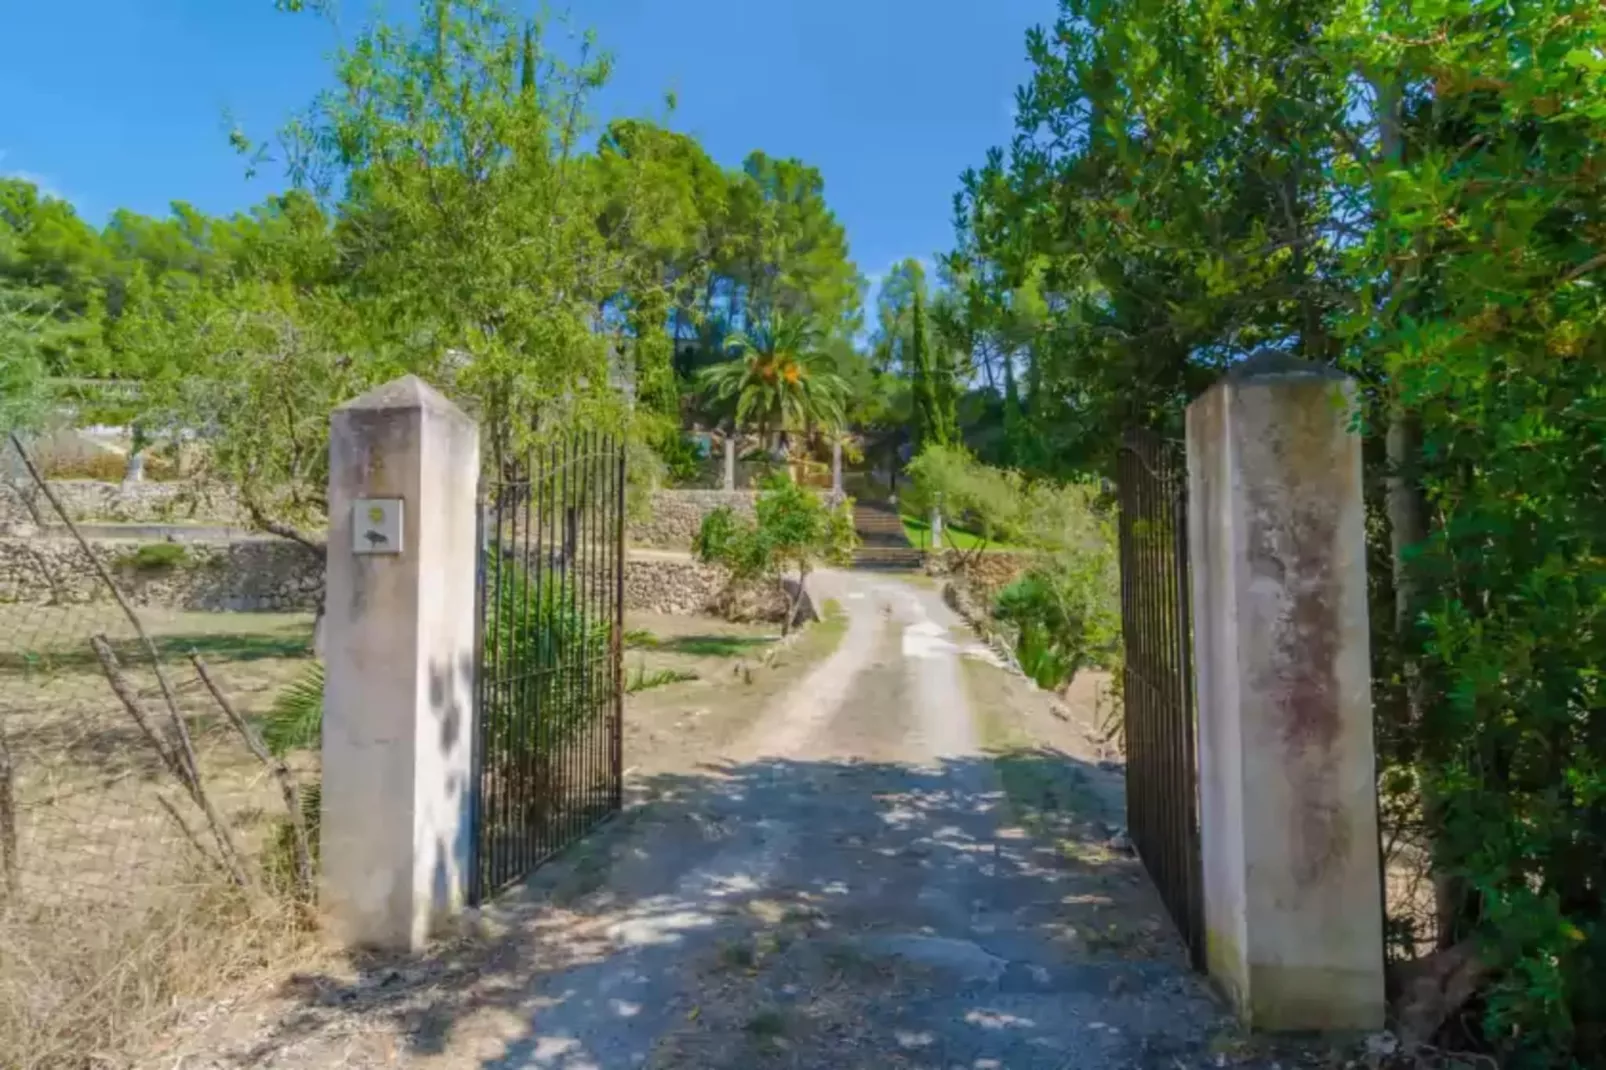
[321,375,480,951]
[929,508,943,548]
[723,434,736,491]
[1186,352,1384,1030]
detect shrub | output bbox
[693,474,857,634]
[654,430,705,486]
[904,443,1024,555]
[993,545,1121,692]
[479,555,612,752]
[116,541,189,572]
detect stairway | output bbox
[851,502,925,571]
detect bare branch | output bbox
[89,635,251,890]
[191,654,315,900]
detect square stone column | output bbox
[723,434,736,491]
[1186,352,1384,1031]
[831,437,843,495]
[321,375,480,950]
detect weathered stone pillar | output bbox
[723,434,736,491]
[1186,352,1384,1031]
[321,375,480,951]
[831,437,843,495]
[929,508,943,548]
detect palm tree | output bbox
[697,314,849,457]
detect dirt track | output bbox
[151,571,1296,1070]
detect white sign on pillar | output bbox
[352,498,404,554]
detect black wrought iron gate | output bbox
[1115,428,1204,969]
[470,433,627,903]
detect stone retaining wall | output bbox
[621,557,803,623]
[626,488,848,550]
[0,535,795,623]
[0,479,244,526]
[0,537,323,612]
[626,490,758,550]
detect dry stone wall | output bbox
[0,479,244,526]
[0,537,323,612]
[621,557,803,623]
[0,534,795,623]
[626,490,758,549]
[626,489,847,550]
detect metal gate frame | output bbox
[469,433,626,904]
[1116,427,1204,969]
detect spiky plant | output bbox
[260,661,325,758]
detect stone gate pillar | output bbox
[1186,352,1385,1030]
[321,375,480,951]
[723,434,736,491]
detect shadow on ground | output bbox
[192,745,1322,1070]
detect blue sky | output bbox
[0,0,1058,305]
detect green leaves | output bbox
[260,661,326,757]
[962,0,1606,1057]
[697,313,849,437]
[692,476,859,629]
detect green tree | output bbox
[697,313,849,451]
[909,291,958,451]
[961,0,1606,1058]
[692,474,857,634]
[903,443,1022,562]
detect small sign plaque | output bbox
[352,498,404,555]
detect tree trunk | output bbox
[784,567,810,636]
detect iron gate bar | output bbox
[471,433,627,903]
[1116,428,1204,970]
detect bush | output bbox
[116,542,189,572]
[654,430,706,487]
[904,443,1025,553]
[993,545,1120,692]
[479,554,612,753]
[693,474,857,634]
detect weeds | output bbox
[625,661,698,693]
[114,541,189,573]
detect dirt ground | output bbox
[129,571,1381,1070]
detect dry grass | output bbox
[0,603,319,1069]
[0,877,313,1070]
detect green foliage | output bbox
[115,542,189,573]
[697,314,849,443]
[909,292,958,451]
[903,443,1023,554]
[261,660,326,757]
[0,0,869,537]
[654,430,706,486]
[993,547,1121,692]
[481,553,613,751]
[624,662,698,693]
[692,475,858,634]
[961,0,1606,1059]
